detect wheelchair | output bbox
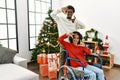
[58,50,106,80]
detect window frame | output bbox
[0,0,19,52]
[27,0,52,50]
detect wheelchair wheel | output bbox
[58,65,77,80]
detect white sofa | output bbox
[13,54,28,68]
[0,55,39,80]
[0,46,39,80]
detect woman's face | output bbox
[73,34,80,45]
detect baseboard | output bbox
[114,64,120,67]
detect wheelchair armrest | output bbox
[64,50,84,70]
[67,57,84,70]
[86,54,102,69]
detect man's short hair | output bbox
[67,5,75,13]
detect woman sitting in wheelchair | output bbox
[58,31,105,80]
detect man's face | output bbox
[66,9,74,19]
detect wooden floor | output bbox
[27,62,120,80]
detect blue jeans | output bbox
[76,65,105,80]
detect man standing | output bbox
[51,5,85,66]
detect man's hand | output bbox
[61,6,68,14]
[71,16,76,23]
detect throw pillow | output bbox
[0,47,17,64]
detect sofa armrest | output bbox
[13,55,27,68]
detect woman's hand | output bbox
[80,41,86,47]
[67,32,74,38]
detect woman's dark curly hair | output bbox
[69,31,83,44]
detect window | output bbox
[0,0,18,51]
[28,0,52,50]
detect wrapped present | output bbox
[48,69,57,79]
[48,54,57,70]
[39,64,48,76]
[37,54,48,64]
[48,53,60,79]
[56,53,60,69]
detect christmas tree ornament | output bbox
[42,49,46,53]
[41,39,44,43]
[44,38,48,41]
[54,24,57,29]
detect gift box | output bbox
[48,54,58,70]
[38,53,60,79]
[37,54,48,64]
[39,64,48,76]
[56,53,60,69]
[48,69,57,79]
[48,53,59,79]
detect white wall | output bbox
[16,0,31,62]
[52,0,120,65]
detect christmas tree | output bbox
[31,8,60,61]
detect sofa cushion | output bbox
[0,63,39,80]
[0,47,17,64]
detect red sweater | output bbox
[58,34,91,68]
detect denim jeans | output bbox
[76,65,105,80]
